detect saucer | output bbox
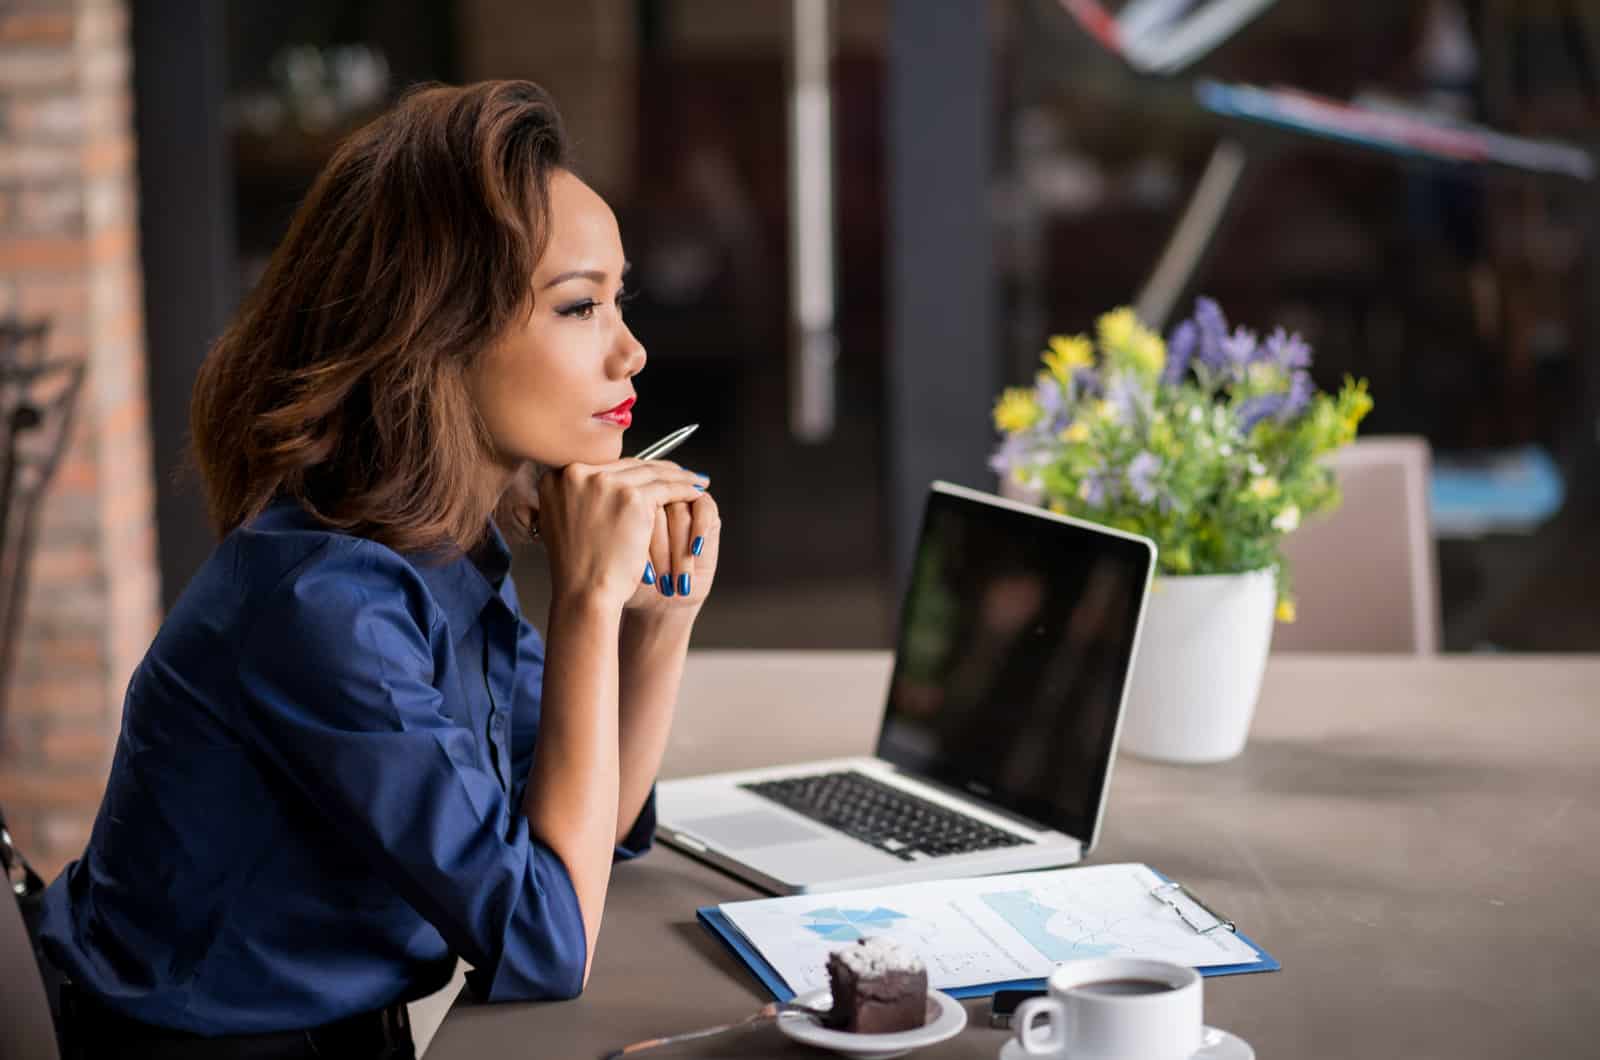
[776,988,967,1059]
[996,1025,1254,1060]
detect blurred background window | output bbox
[192,0,1599,651]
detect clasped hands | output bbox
[535,459,720,617]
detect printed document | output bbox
[718,862,1263,995]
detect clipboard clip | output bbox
[1149,880,1236,936]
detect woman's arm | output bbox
[614,487,721,841]
[615,610,695,842]
[523,590,621,987]
[524,460,706,986]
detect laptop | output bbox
[656,480,1157,894]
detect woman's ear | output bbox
[497,463,543,543]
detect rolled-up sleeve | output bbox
[613,788,656,861]
[236,541,587,1001]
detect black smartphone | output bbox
[989,987,1048,1029]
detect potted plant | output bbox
[990,298,1372,763]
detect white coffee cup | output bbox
[1013,957,1202,1060]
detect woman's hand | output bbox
[625,488,721,616]
[535,460,709,613]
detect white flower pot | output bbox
[1118,568,1276,764]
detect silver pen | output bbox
[531,424,702,550]
[631,423,699,462]
[632,424,704,589]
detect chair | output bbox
[407,959,467,1057]
[1274,436,1441,654]
[1,818,58,1060]
[1,319,87,728]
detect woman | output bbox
[36,80,717,1058]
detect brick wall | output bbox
[0,0,161,878]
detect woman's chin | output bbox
[540,437,624,468]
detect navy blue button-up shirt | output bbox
[39,500,654,1035]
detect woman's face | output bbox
[469,168,646,473]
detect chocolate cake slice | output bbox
[824,936,928,1034]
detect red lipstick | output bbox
[594,396,635,428]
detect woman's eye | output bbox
[557,299,597,320]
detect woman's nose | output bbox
[616,324,646,378]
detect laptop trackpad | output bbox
[682,811,827,850]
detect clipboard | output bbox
[696,867,1279,1002]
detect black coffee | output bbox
[1072,978,1176,997]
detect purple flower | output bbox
[988,433,1028,475]
[1162,319,1197,386]
[1079,465,1119,507]
[1264,327,1312,370]
[1126,451,1162,504]
[1222,326,1259,369]
[1284,370,1314,419]
[1107,373,1148,424]
[1194,297,1230,372]
[1035,375,1063,417]
[1237,393,1289,434]
[1072,366,1103,400]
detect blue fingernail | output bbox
[658,573,674,597]
[677,573,690,596]
[694,483,706,491]
[642,562,655,585]
[691,536,704,557]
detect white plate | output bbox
[996,1025,1254,1060]
[777,988,968,1059]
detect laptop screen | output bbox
[876,483,1154,846]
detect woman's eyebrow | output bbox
[540,261,632,290]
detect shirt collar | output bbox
[413,521,515,638]
[251,498,516,636]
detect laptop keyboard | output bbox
[740,770,1033,861]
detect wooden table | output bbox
[428,653,1600,1059]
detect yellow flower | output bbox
[1129,329,1166,378]
[1097,308,1138,353]
[1271,504,1301,532]
[993,387,1042,433]
[1092,399,1119,424]
[1248,476,1280,500]
[1338,377,1374,443]
[1043,334,1094,384]
[1337,379,1376,441]
[1275,598,1298,623]
[1059,421,1091,444]
[1048,500,1068,515]
[1096,307,1165,379]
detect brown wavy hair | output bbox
[190,80,568,554]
